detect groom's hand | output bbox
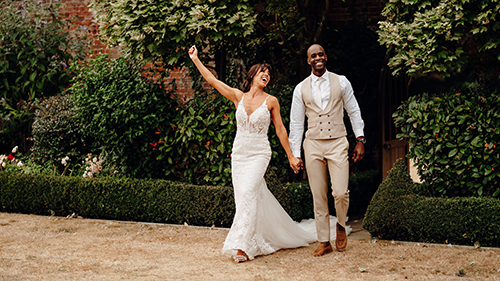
[352,143,365,163]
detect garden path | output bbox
[1,212,499,280]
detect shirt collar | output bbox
[311,70,329,82]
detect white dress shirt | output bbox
[289,70,365,157]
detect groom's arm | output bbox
[340,75,365,162]
[289,83,305,159]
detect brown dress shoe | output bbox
[312,242,333,256]
[336,222,347,252]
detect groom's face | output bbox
[307,45,327,76]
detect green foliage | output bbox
[363,159,500,247]
[0,0,88,103]
[0,146,25,172]
[0,99,37,154]
[393,89,500,198]
[378,0,500,81]
[89,0,256,66]
[30,94,92,173]
[158,91,235,186]
[68,53,179,179]
[0,0,89,153]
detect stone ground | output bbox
[1,212,499,280]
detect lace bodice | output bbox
[235,95,271,135]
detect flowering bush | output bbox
[81,153,116,178]
[30,94,93,173]
[0,146,24,172]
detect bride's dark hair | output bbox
[242,63,272,93]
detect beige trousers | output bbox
[303,137,349,242]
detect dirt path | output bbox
[1,212,499,280]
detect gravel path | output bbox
[1,212,499,280]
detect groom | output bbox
[289,44,365,256]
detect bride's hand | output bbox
[289,156,301,174]
[188,45,198,61]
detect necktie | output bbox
[314,77,324,108]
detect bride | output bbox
[188,46,316,263]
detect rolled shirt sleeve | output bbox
[339,75,365,138]
[289,81,306,158]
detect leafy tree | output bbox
[377,0,500,86]
[89,0,256,76]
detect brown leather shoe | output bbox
[336,222,347,252]
[312,242,333,256]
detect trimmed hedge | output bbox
[0,170,235,227]
[0,168,379,226]
[363,159,500,247]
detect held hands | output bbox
[188,45,198,61]
[289,157,303,174]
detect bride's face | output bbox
[253,68,271,88]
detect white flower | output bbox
[93,157,98,163]
[1,162,5,167]
[12,146,18,153]
[17,161,23,167]
[61,156,70,166]
[88,172,93,178]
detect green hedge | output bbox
[363,159,500,247]
[0,170,235,227]
[0,168,379,226]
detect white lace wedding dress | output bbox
[221,95,319,260]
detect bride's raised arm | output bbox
[188,46,242,106]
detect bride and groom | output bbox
[188,44,365,263]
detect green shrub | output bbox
[68,53,179,179]
[0,100,37,154]
[30,94,92,174]
[157,91,235,186]
[393,89,500,198]
[0,0,89,153]
[363,159,500,247]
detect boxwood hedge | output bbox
[363,159,500,247]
